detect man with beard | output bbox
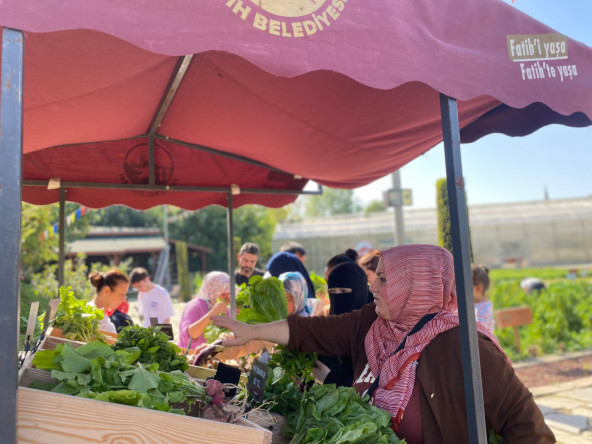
[235,242,264,286]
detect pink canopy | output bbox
[1,0,590,209]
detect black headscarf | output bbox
[327,262,370,315]
[266,251,315,299]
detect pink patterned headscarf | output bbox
[196,271,230,308]
[364,245,501,428]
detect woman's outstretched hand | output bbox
[211,316,253,346]
[211,317,291,347]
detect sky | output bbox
[352,0,592,209]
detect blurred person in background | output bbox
[280,241,307,264]
[358,250,380,285]
[178,271,231,349]
[472,265,495,334]
[235,242,264,286]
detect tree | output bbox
[436,178,473,261]
[88,205,161,228]
[21,203,90,281]
[364,199,386,214]
[168,204,280,272]
[302,187,362,218]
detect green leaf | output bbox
[76,341,115,360]
[32,349,59,370]
[127,364,160,393]
[60,343,92,373]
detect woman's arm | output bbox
[211,316,290,346]
[187,301,228,340]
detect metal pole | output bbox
[163,205,171,289]
[227,192,236,319]
[58,187,66,289]
[0,27,24,444]
[391,170,405,246]
[440,93,487,444]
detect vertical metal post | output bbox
[148,135,155,186]
[227,192,236,319]
[440,93,487,444]
[58,187,66,289]
[0,27,24,444]
[391,170,405,246]
[163,205,171,289]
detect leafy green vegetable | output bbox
[112,325,188,372]
[237,275,288,324]
[289,384,405,443]
[51,286,105,342]
[31,339,206,415]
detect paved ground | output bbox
[128,296,592,442]
[515,351,592,443]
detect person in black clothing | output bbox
[235,242,264,286]
[110,309,134,333]
[316,261,370,386]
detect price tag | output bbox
[247,357,269,402]
[214,362,241,398]
[156,324,174,340]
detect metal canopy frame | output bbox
[3,29,488,444]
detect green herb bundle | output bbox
[32,341,205,414]
[263,346,317,420]
[112,325,188,372]
[51,286,104,342]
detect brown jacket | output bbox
[287,304,554,443]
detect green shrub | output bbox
[490,273,592,361]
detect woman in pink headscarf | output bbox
[178,271,230,350]
[213,245,554,443]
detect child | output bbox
[129,267,175,328]
[472,265,495,334]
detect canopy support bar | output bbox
[23,179,322,196]
[148,55,194,186]
[0,28,24,444]
[227,192,236,319]
[440,93,487,444]
[149,56,194,137]
[58,187,66,289]
[156,135,305,178]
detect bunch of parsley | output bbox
[112,325,188,373]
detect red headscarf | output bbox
[364,245,502,428]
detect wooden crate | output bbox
[17,385,272,443]
[247,411,290,444]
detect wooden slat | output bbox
[18,387,272,444]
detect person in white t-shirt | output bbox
[129,267,175,328]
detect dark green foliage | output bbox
[112,325,189,372]
[435,178,473,261]
[168,205,278,272]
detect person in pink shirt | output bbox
[178,271,230,349]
